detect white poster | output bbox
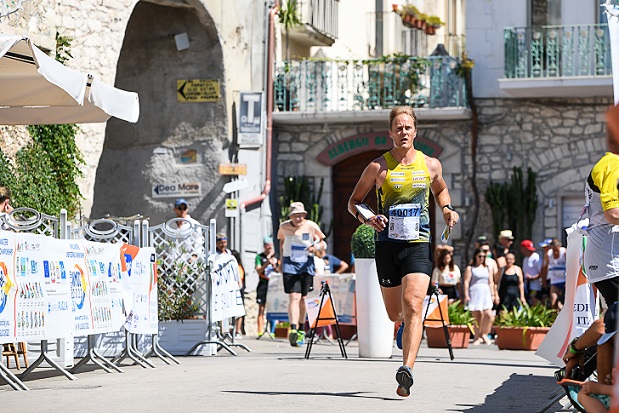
[237,91,264,147]
[266,273,356,324]
[0,233,16,343]
[122,245,158,335]
[83,242,126,334]
[209,253,245,322]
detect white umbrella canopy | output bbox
[0,34,139,124]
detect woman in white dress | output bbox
[463,247,496,345]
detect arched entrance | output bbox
[332,150,437,265]
[92,0,227,223]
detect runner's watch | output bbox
[442,204,455,212]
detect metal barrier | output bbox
[143,218,237,356]
[69,218,139,373]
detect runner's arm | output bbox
[348,160,386,231]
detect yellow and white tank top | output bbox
[376,150,431,243]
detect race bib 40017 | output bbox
[388,203,420,241]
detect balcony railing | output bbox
[297,0,339,40]
[274,56,467,113]
[504,24,611,79]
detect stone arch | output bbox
[92,0,227,224]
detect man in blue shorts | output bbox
[348,106,459,397]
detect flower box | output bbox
[426,325,471,348]
[494,326,550,350]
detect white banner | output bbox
[122,245,158,334]
[0,231,158,344]
[209,253,245,322]
[266,273,356,324]
[536,224,598,366]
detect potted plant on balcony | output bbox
[278,0,301,60]
[351,223,394,358]
[425,300,475,348]
[494,301,557,350]
[425,16,444,35]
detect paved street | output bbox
[0,334,570,413]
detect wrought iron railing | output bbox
[504,24,611,79]
[274,55,467,113]
[296,0,339,40]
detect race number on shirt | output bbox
[388,203,421,240]
[290,244,309,263]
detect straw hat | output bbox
[499,230,514,240]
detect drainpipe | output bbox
[239,0,278,212]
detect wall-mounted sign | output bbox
[225,199,239,218]
[316,131,443,166]
[237,92,264,147]
[176,148,199,165]
[152,182,201,198]
[219,163,247,175]
[177,79,220,102]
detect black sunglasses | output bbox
[176,205,188,211]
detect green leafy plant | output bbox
[448,300,475,326]
[278,0,302,60]
[494,301,557,328]
[484,167,538,250]
[350,224,375,259]
[157,258,204,321]
[426,15,445,28]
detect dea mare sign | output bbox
[152,182,201,198]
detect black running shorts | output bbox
[256,278,269,304]
[375,241,432,287]
[283,272,313,296]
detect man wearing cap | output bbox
[168,198,203,263]
[277,201,326,347]
[347,106,459,397]
[255,236,279,337]
[215,232,231,255]
[520,240,542,306]
[582,108,619,305]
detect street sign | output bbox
[238,92,264,147]
[152,182,201,198]
[223,178,248,193]
[219,163,247,175]
[176,79,220,102]
[225,199,239,217]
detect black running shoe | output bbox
[395,365,414,397]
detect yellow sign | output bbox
[177,79,220,102]
[225,199,239,218]
[225,199,238,210]
[219,163,247,175]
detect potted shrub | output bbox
[274,322,291,338]
[425,16,444,35]
[351,223,393,358]
[494,302,557,350]
[426,300,475,348]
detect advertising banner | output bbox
[0,234,16,342]
[209,253,245,322]
[536,224,598,366]
[266,273,356,324]
[122,245,158,334]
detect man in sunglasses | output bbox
[170,198,203,263]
